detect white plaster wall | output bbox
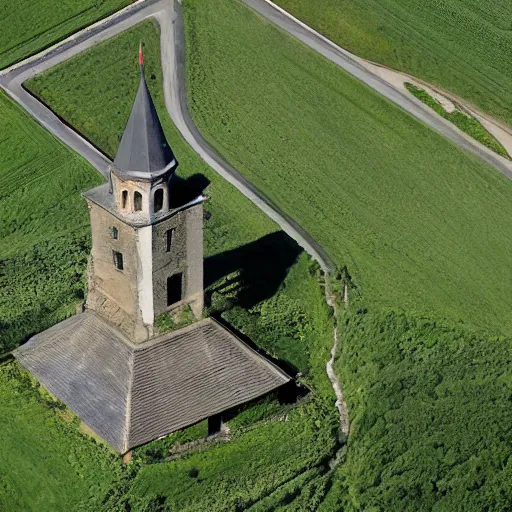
[136,226,154,325]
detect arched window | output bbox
[112,227,119,240]
[134,191,143,211]
[121,190,128,209]
[154,188,164,213]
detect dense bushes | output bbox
[0,90,100,352]
[216,253,335,397]
[0,235,91,352]
[335,308,512,510]
[120,399,338,512]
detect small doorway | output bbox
[167,273,183,306]
[208,414,223,436]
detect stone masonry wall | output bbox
[152,203,204,318]
[86,202,148,341]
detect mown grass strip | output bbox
[274,0,512,127]
[405,82,509,158]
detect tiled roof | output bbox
[14,313,290,453]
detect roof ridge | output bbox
[122,347,136,454]
[132,318,212,352]
[208,318,291,383]
[140,74,150,176]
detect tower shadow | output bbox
[204,231,303,310]
[170,173,211,208]
[204,231,306,392]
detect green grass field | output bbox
[175,0,512,336]
[0,361,123,512]
[0,0,132,69]
[0,90,102,352]
[5,19,340,510]
[274,0,512,127]
[11,1,512,510]
[184,2,512,507]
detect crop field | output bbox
[0,90,102,352]
[274,0,512,127]
[175,0,512,336]
[0,0,131,69]
[8,20,340,510]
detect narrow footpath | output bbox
[325,279,349,439]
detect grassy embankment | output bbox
[324,308,512,511]
[0,0,132,69]
[274,0,512,127]
[0,361,124,512]
[9,20,338,510]
[405,82,509,158]
[172,0,512,509]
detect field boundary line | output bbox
[259,0,369,69]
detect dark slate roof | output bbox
[113,72,177,179]
[14,313,290,453]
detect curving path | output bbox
[156,3,334,271]
[3,0,512,267]
[0,0,333,271]
[242,0,512,180]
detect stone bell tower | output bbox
[84,45,204,342]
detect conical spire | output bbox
[113,44,177,179]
